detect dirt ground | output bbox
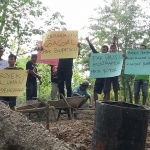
[49,113,150,150]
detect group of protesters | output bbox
[0,36,148,110]
[48,36,148,107]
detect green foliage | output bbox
[0,0,66,56]
[83,0,150,102]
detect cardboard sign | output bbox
[0,70,27,96]
[37,41,58,65]
[90,52,123,78]
[41,30,78,59]
[37,51,59,65]
[125,49,150,75]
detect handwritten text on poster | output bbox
[125,50,150,75]
[0,70,27,96]
[41,31,78,59]
[90,52,123,78]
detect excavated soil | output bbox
[2,100,150,150]
[0,102,76,150]
[49,113,150,150]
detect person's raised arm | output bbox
[85,37,98,53]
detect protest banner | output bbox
[0,70,27,96]
[90,52,123,78]
[125,49,150,75]
[41,30,78,59]
[37,41,59,65]
[0,60,9,69]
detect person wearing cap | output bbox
[26,54,42,100]
[85,37,108,106]
[72,80,92,108]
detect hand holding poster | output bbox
[90,52,123,78]
[0,70,27,96]
[0,60,9,69]
[125,50,150,75]
[41,30,78,59]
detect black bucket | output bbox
[91,101,149,150]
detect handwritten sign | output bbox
[41,30,78,59]
[0,60,9,69]
[0,70,27,96]
[90,52,123,78]
[125,50,150,75]
[37,41,59,65]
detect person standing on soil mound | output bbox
[50,65,59,100]
[57,43,81,99]
[103,36,120,101]
[0,47,9,101]
[26,54,42,100]
[134,44,149,105]
[72,80,93,108]
[3,54,20,110]
[85,37,108,106]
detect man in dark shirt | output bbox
[50,65,59,100]
[85,37,108,106]
[57,43,81,98]
[26,54,42,100]
[4,54,19,110]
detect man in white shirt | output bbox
[0,47,9,69]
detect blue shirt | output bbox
[72,86,90,97]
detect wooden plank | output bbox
[16,106,55,113]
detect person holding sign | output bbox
[72,80,92,107]
[134,44,149,105]
[85,37,108,106]
[3,54,19,110]
[103,36,120,101]
[57,43,81,98]
[26,54,42,100]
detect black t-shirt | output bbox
[26,61,37,83]
[51,65,58,83]
[58,58,73,70]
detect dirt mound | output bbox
[50,115,94,150]
[0,102,76,150]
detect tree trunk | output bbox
[0,102,75,150]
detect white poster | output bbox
[0,60,9,69]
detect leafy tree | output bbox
[0,0,66,55]
[86,0,150,102]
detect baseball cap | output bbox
[81,80,90,86]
